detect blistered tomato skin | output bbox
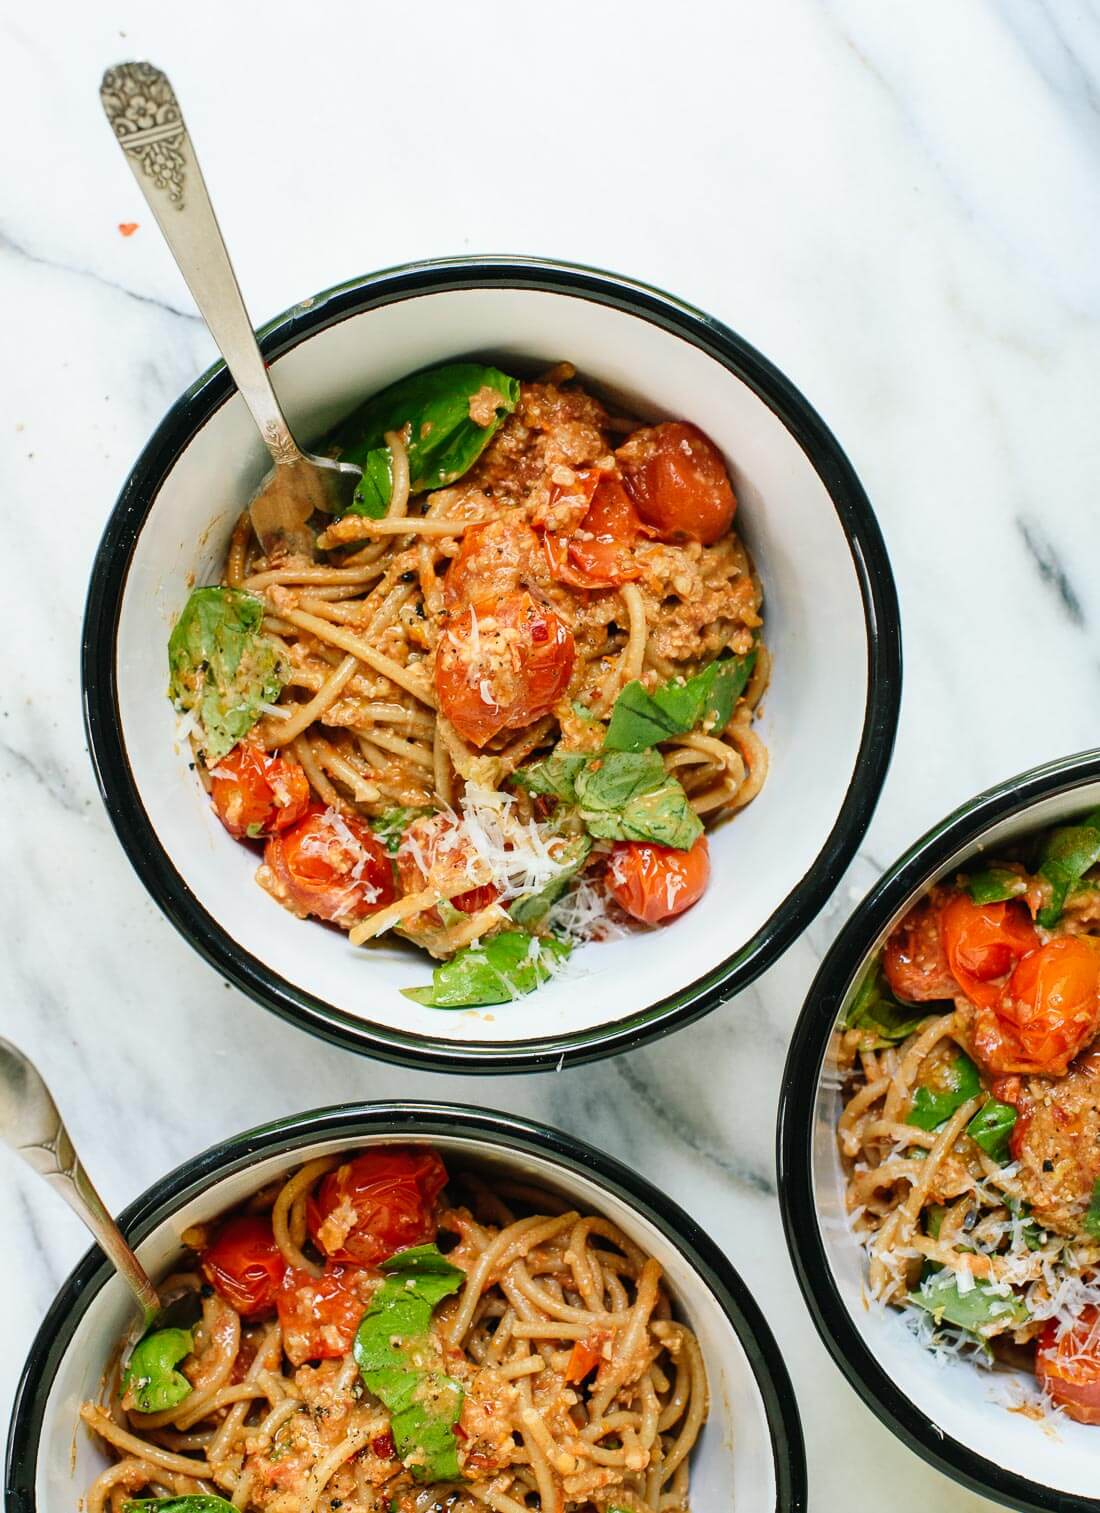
[606,836,710,925]
[940,894,1039,1008]
[307,1146,448,1266]
[209,742,311,840]
[542,474,645,590]
[617,422,736,545]
[444,518,541,611]
[972,935,1100,1078]
[262,804,395,927]
[434,590,575,748]
[200,1215,287,1319]
[1037,1308,1100,1424]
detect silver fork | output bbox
[100,61,361,557]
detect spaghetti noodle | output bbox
[81,1144,709,1512]
[836,812,1100,1419]
[168,364,769,1003]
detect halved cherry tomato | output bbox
[617,422,736,545]
[396,814,500,917]
[276,1261,374,1366]
[940,894,1039,1008]
[1037,1307,1100,1424]
[261,803,395,928]
[543,474,644,590]
[307,1146,448,1265]
[606,835,710,925]
[209,742,311,840]
[200,1215,287,1319]
[882,898,959,1003]
[444,518,541,611]
[972,935,1100,1077]
[434,590,575,748]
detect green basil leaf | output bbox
[842,965,934,1049]
[167,587,284,762]
[908,1269,1028,1333]
[575,751,702,849]
[1005,1196,1046,1251]
[603,650,756,753]
[369,806,435,856]
[906,1053,981,1131]
[326,363,520,517]
[354,1244,466,1483]
[509,836,591,925]
[925,1205,947,1241]
[121,1328,193,1413]
[402,930,571,1008]
[1037,809,1100,927]
[126,1500,236,1513]
[964,867,1029,905]
[1083,1179,1100,1240]
[511,751,588,804]
[966,1098,1016,1164]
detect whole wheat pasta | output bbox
[79,1147,709,1512]
[171,367,769,993]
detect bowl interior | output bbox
[810,778,1100,1502]
[114,281,870,1048]
[35,1128,776,1510]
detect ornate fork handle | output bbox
[0,1038,160,1324]
[99,61,303,467]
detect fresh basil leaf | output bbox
[126,1501,235,1513]
[1037,809,1100,927]
[369,806,435,856]
[122,1328,193,1414]
[964,867,1028,905]
[509,836,591,925]
[167,587,284,762]
[906,1053,981,1131]
[511,751,588,804]
[1083,1179,1100,1240]
[354,1244,466,1483]
[326,363,520,517]
[842,965,934,1050]
[603,650,756,753]
[571,699,600,724]
[402,930,571,1007]
[966,1098,1016,1164]
[575,750,703,850]
[908,1269,1028,1333]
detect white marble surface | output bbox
[2,2,1098,1509]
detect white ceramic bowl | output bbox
[83,257,900,1070]
[778,749,1100,1513]
[6,1103,806,1513]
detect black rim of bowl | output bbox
[82,254,901,1073]
[777,746,1100,1513]
[5,1101,807,1513]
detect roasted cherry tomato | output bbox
[276,1261,374,1366]
[434,590,575,748]
[606,835,710,925]
[209,742,311,841]
[940,893,1039,1008]
[396,814,500,917]
[307,1146,448,1266]
[262,804,395,928]
[617,422,736,545]
[444,518,541,611]
[543,473,644,590]
[973,935,1100,1077]
[882,897,959,1003]
[200,1215,287,1319]
[1037,1307,1100,1424]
